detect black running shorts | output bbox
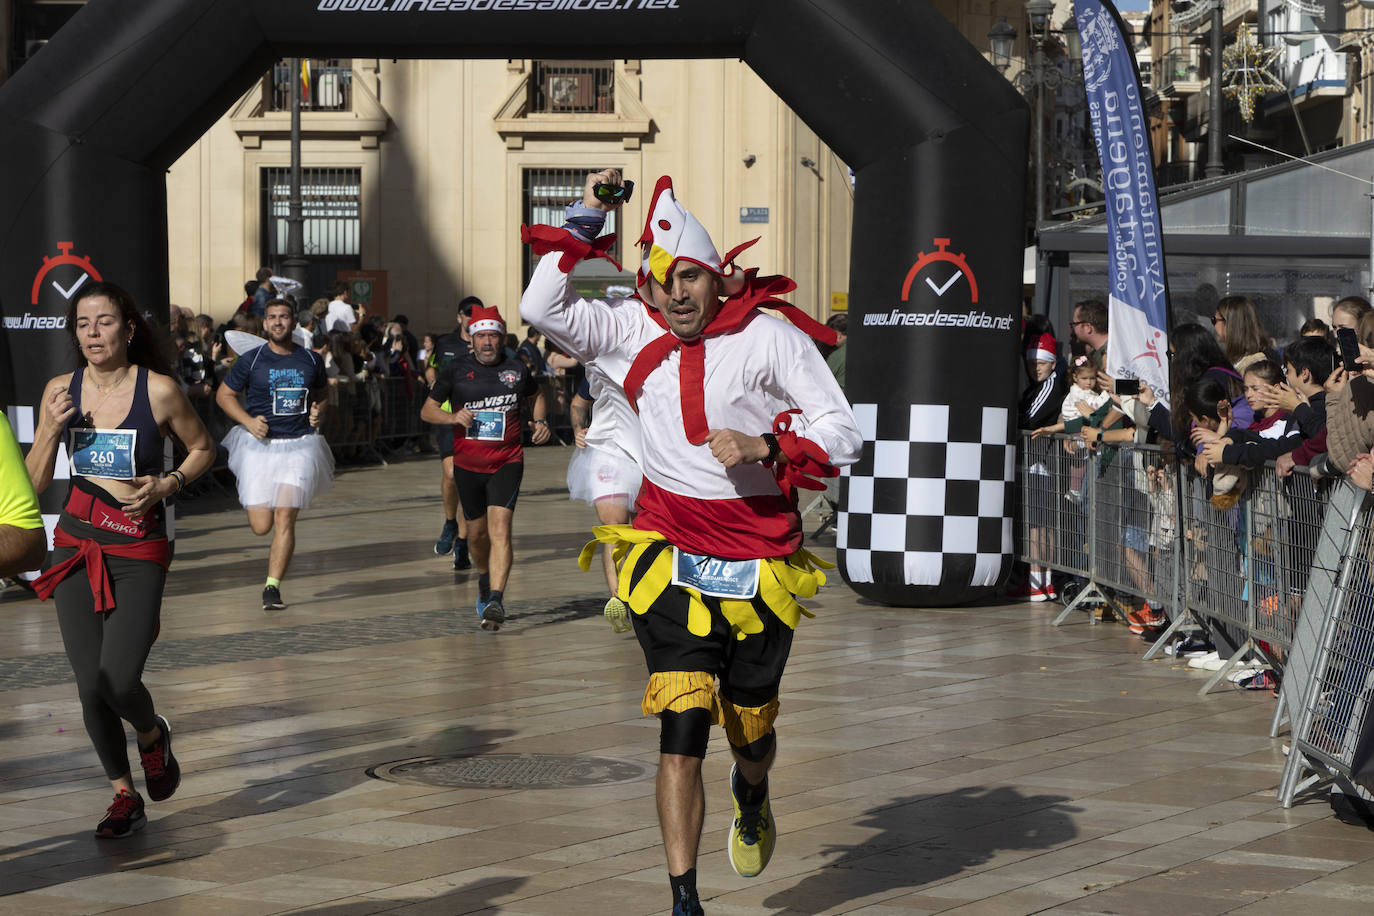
[436,425,455,461]
[626,541,794,710]
[454,461,524,520]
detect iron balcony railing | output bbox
[529,61,615,114]
[265,59,353,113]
[1155,47,1203,97]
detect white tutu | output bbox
[567,443,642,510]
[222,427,335,509]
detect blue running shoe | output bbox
[672,889,704,916]
[434,519,458,556]
[481,597,505,632]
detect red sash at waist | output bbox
[633,477,800,560]
[64,482,158,538]
[32,527,170,613]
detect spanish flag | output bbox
[300,59,311,101]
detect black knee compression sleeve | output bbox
[659,708,712,758]
[730,729,775,763]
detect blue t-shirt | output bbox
[224,344,327,439]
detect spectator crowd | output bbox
[167,270,594,467]
[1015,291,1374,694]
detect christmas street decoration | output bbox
[1223,24,1285,121]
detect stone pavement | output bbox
[2,447,1373,915]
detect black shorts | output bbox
[627,542,794,710]
[436,425,455,460]
[454,462,524,520]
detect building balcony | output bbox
[1288,49,1349,104]
[528,61,615,114]
[1156,47,1204,97]
[264,60,352,113]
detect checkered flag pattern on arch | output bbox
[837,403,1015,588]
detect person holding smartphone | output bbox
[26,283,214,839]
[1195,335,1334,477]
[521,170,861,916]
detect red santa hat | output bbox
[1026,332,1057,363]
[636,176,757,297]
[468,305,505,336]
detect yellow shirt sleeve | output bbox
[0,411,44,531]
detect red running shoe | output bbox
[1127,605,1165,634]
[95,789,146,839]
[139,714,181,802]
[1028,585,1057,602]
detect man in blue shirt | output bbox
[249,268,275,318]
[216,300,333,609]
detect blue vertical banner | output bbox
[1073,0,1170,403]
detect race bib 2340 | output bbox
[273,386,309,416]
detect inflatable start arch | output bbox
[0,0,1027,606]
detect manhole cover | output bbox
[366,753,654,789]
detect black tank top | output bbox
[67,367,165,477]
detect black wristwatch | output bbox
[761,433,781,464]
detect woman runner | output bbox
[25,282,214,838]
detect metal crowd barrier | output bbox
[1170,466,1331,693]
[1277,479,1374,807]
[1015,431,1374,808]
[1016,433,1178,626]
[1018,432,1318,688]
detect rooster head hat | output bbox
[635,176,758,299]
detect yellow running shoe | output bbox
[604,596,631,633]
[727,764,775,878]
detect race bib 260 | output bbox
[69,428,137,480]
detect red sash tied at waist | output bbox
[32,527,170,613]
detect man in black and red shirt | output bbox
[422,305,549,630]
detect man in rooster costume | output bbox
[521,169,861,916]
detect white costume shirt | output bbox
[582,299,643,466]
[521,254,861,502]
[325,298,357,333]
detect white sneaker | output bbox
[1187,651,1221,669]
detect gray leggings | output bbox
[53,551,164,781]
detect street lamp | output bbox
[1019,0,1063,226]
[1027,0,1054,36]
[1062,16,1081,66]
[1206,0,1225,177]
[282,58,309,290]
[988,16,1017,71]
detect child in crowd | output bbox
[1194,337,1334,473]
[1239,359,1289,436]
[1032,356,1116,500]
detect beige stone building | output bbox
[162,57,856,334]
